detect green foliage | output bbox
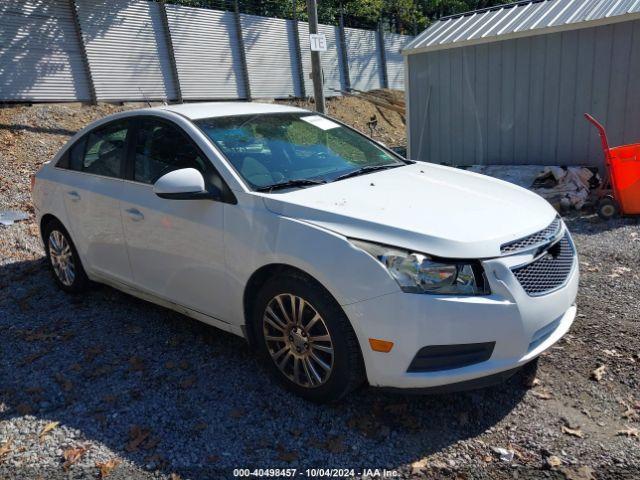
[164,0,513,34]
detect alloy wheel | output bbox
[262,293,334,388]
[48,230,75,286]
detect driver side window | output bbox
[133,119,208,185]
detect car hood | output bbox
[261,163,557,259]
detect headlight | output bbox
[351,239,490,295]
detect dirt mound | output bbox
[0,96,407,215]
[278,89,406,148]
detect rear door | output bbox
[57,119,132,283]
[118,116,229,320]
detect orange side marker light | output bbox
[369,338,394,353]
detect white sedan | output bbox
[32,103,578,402]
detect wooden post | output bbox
[306,0,325,113]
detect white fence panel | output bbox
[165,5,245,100]
[384,32,411,90]
[241,14,301,98]
[297,22,344,97]
[76,0,176,101]
[344,27,383,91]
[0,0,90,101]
[0,0,413,103]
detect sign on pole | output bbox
[309,33,327,52]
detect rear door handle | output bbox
[66,191,80,202]
[125,208,144,222]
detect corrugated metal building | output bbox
[404,0,640,168]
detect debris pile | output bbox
[532,166,601,210]
[467,165,601,211]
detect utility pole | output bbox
[306,0,325,113]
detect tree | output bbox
[165,0,513,33]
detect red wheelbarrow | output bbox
[584,113,640,219]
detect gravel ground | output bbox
[0,104,639,480]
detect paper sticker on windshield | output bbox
[301,115,340,130]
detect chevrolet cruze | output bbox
[31,103,579,402]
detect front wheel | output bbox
[253,273,365,403]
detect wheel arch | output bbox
[40,213,63,244]
[242,263,342,348]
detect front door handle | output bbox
[125,208,144,222]
[66,191,80,202]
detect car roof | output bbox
[155,102,309,120]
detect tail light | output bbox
[30,174,36,192]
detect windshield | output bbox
[195,112,406,190]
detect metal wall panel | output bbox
[240,14,301,98]
[0,0,91,101]
[384,33,411,90]
[407,0,640,53]
[76,0,177,101]
[407,19,640,168]
[165,5,245,100]
[1,0,411,103]
[344,27,383,91]
[297,22,345,97]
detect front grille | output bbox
[512,233,575,296]
[501,216,562,254]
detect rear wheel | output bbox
[253,273,365,403]
[43,220,90,293]
[597,197,618,220]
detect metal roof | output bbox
[405,0,640,54]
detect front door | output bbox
[119,117,228,320]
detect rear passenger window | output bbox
[68,137,86,171]
[55,137,85,170]
[81,122,128,178]
[133,119,209,184]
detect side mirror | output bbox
[153,168,216,200]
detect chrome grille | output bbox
[501,217,562,255]
[512,234,575,296]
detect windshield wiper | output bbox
[332,164,402,182]
[256,178,326,193]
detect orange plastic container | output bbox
[584,113,640,216]
[608,144,640,214]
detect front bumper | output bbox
[343,248,579,390]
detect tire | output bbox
[43,219,90,293]
[597,197,618,220]
[252,272,365,403]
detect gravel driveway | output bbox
[1,104,639,479]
